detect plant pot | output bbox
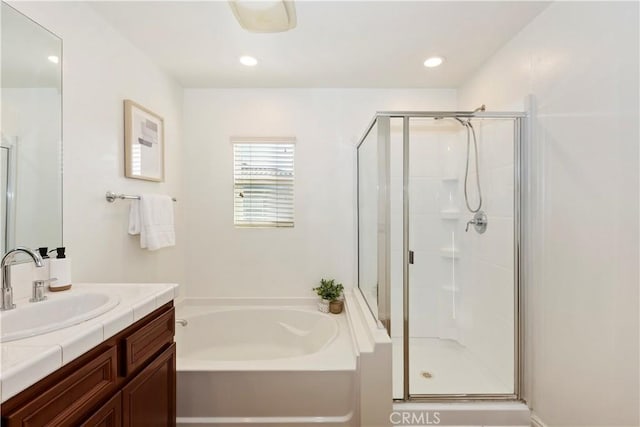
[329,300,344,314]
[317,299,330,313]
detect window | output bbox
[233,138,295,227]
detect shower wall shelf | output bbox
[441,177,459,182]
[440,209,461,219]
[439,247,460,259]
[441,285,459,292]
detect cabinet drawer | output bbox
[79,392,121,427]
[123,307,174,375]
[4,346,117,427]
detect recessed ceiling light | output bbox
[423,56,444,68]
[47,55,59,64]
[239,56,258,66]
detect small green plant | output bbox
[313,278,344,301]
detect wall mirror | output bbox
[1,2,62,256]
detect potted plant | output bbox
[313,279,344,314]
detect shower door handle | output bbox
[409,250,414,264]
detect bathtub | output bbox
[175,299,358,427]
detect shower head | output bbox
[433,116,467,127]
[433,117,467,129]
[432,104,485,125]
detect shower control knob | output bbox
[465,211,488,234]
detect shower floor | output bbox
[392,337,511,398]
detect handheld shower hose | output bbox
[463,121,482,213]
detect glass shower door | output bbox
[357,120,380,317]
[357,111,523,401]
[407,117,517,397]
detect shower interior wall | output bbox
[389,118,515,397]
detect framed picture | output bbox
[124,99,164,182]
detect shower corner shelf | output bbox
[440,209,461,219]
[441,285,459,292]
[439,247,460,259]
[441,176,459,182]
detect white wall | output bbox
[459,2,639,425]
[9,2,186,288]
[183,89,457,297]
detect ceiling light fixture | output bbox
[239,55,258,66]
[47,55,59,64]
[228,0,296,33]
[423,56,444,68]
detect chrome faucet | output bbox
[1,247,44,311]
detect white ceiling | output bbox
[90,1,549,88]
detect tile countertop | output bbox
[0,282,180,403]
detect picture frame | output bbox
[124,99,164,182]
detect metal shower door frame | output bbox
[356,111,527,402]
[1,136,18,254]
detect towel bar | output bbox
[105,191,177,203]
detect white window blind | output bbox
[233,138,295,227]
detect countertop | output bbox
[0,282,180,403]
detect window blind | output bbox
[233,140,295,227]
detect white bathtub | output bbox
[175,299,358,427]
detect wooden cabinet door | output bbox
[121,343,176,427]
[80,392,121,427]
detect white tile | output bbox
[102,307,134,339]
[156,287,175,307]
[409,133,441,178]
[486,165,514,218]
[438,131,465,178]
[408,252,442,337]
[476,260,514,323]
[410,178,440,214]
[482,120,514,170]
[59,323,103,364]
[469,216,514,269]
[410,214,448,252]
[133,294,158,320]
[1,345,62,401]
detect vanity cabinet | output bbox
[1,303,176,427]
[80,392,122,427]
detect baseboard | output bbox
[531,412,548,427]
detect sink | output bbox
[0,292,120,343]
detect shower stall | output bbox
[356,110,525,401]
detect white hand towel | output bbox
[129,194,175,251]
[128,200,141,235]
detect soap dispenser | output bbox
[49,247,72,291]
[36,247,51,281]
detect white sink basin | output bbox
[0,292,120,343]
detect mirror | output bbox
[1,2,62,255]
